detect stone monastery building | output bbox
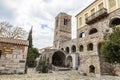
[41,0,120,75]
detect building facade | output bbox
[40,0,120,75]
[0,37,29,74]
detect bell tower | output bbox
[53,12,72,49]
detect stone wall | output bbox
[0,43,28,74]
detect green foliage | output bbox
[27,48,39,67]
[26,27,39,67]
[102,27,120,64]
[36,57,48,73]
[27,27,33,48]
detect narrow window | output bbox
[64,19,68,25]
[91,8,95,15]
[0,50,2,58]
[79,17,82,26]
[98,3,104,10]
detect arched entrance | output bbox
[66,56,72,68]
[89,65,95,73]
[52,51,65,67]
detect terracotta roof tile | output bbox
[0,37,29,46]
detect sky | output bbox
[0,0,95,49]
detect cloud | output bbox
[0,0,95,49]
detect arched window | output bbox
[89,28,98,35]
[66,47,69,53]
[89,65,95,73]
[61,48,64,51]
[0,50,2,58]
[87,43,93,51]
[71,45,76,52]
[79,45,83,52]
[79,32,85,38]
[110,18,120,27]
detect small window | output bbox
[91,8,95,15]
[85,13,88,18]
[0,50,2,58]
[61,48,64,51]
[109,0,116,8]
[109,18,120,27]
[66,47,69,53]
[89,28,98,35]
[64,19,68,25]
[71,45,76,52]
[56,19,58,27]
[98,3,104,10]
[79,45,84,52]
[87,43,93,51]
[89,65,95,73]
[79,32,85,38]
[79,17,82,25]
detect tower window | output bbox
[64,19,68,25]
[0,50,2,59]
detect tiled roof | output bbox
[0,37,29,46]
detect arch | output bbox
[87,43,93,51]
[79,32,85,38]
[65,47,69,53]
[79,45,84,52]
[61,48,64,51]
[71,45,76,52]
[89,28,98,35]
[52,51,65,67]
[109,18,120,27]
[89,65,95,73]
[66,56,72,68]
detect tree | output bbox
[26,27,39,68]
[27,27,33,48]
[0,21,26,39]
[102,27,120,64]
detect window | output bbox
[89,28,98,35]
[64,18,68,25]
[85,13,88,18]
[56,19,58,27]
[91,8,95,15]
[89,65,95,73]
[109,0,116,8]
[61,48,64,51]
[79,32,85,38]
[98,3,104,10]
[71,45,76,52]
[109,18,120,27]
[0,50,2,58]
[66,47,69,53]
[87,43,93,51]
[79,17,82,25]
[79,45,84,52]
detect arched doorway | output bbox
[89,65,95,73]
[66,56,72,68]
[52,51,65,67]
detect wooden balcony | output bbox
[86,8,108,24]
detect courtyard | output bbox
[0,69,120,80]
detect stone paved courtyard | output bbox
[0,69,120,80]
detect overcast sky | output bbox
[0,0,95,49]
